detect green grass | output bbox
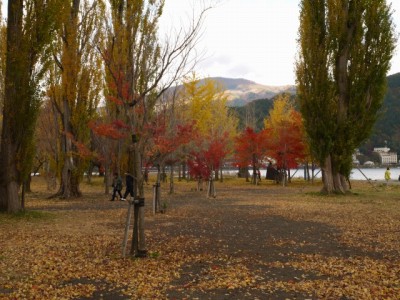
[0,210,54,223]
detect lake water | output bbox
[226,167,399,181]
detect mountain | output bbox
[228,98,274,131]
[227,73,400,154]
[207,77,296,107]
[169,74,400,153]
[167,76,296,107]
[361,72,400,154]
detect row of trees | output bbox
[0,0,396,215]
[0,0,211,213]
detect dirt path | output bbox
[146,184,394,299]
[1,179,399,299]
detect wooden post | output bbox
[357,167,379,191]
[122,201,133,257]
[130,198,146,257]
[152,184,156,215]
[131,199,139,256]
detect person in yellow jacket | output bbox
[384,167,391,185]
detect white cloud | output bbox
[1,0,399,85]
[161,0,400,86]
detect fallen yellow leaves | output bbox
[0,178,399,299]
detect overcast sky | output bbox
[1,0,400,86]
[160,0,400,86]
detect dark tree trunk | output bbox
[0,0,24,212]
[182,162,187,180]
[169,164,174,194]
[25,176,32,193]
[238,166,249,180]
[55,161,82,198]
[130,143,146,257]
[321,154,348,194]
[252,154,257,185]
[178,164,182,181]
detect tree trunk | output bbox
[214,168,219,181]
[104,160,111,195]
[56,160,82,198]
[333,173,345,194]
[25,176,32,193]
[86,163,93,184]
[197,178,204,191]
[154,164,161,212]
[0,0,23,212]
[182,162,187,180]
[238,166,249,180]
[169,164,174,194]
[161,165,167,183]
[252,154,257,185]
[130,143,146,257]
[0,130,21,213]
[321,155,334,193]
[54,0,82,199]
[207,179,216,198]
[321,154,348,194]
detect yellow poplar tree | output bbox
[1,0,63,212]
[264,94,295,131]
[0,2,4,109]
[182,74,237,139]
[48,0,104,198]
[180,75,238,179]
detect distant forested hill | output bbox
[229,98,274,131]
[229,93,296,131]
[361,73,400,154]
[230,73,400,155]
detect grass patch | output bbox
[0,210,54,223]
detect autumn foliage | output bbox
[148,114,196,161]
[89,120,130,140]
[234,127,269,168]
[266,110,306,169]
[188,136,229,180]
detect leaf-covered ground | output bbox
[0,176,399,299]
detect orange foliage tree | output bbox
[234,127,269,184]
[146,110,196,192]
[264,94,307,184]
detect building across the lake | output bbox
[373,147,398,165]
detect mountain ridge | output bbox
[204,77,296,106]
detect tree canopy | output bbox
[296,0,396,193]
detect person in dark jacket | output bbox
[110,173,123,201]
[121,172,134,201]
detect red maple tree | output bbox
[188,134,230,180]
[266,111,306,169]
[234,127,269,183]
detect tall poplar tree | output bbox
[296,0,395,193]
[0,1,5,109]
[48,0,103,198]
[0,0,60,212]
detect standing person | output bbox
[110,173,123,201]
[121,172,134,201]
[385,167,391,185]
